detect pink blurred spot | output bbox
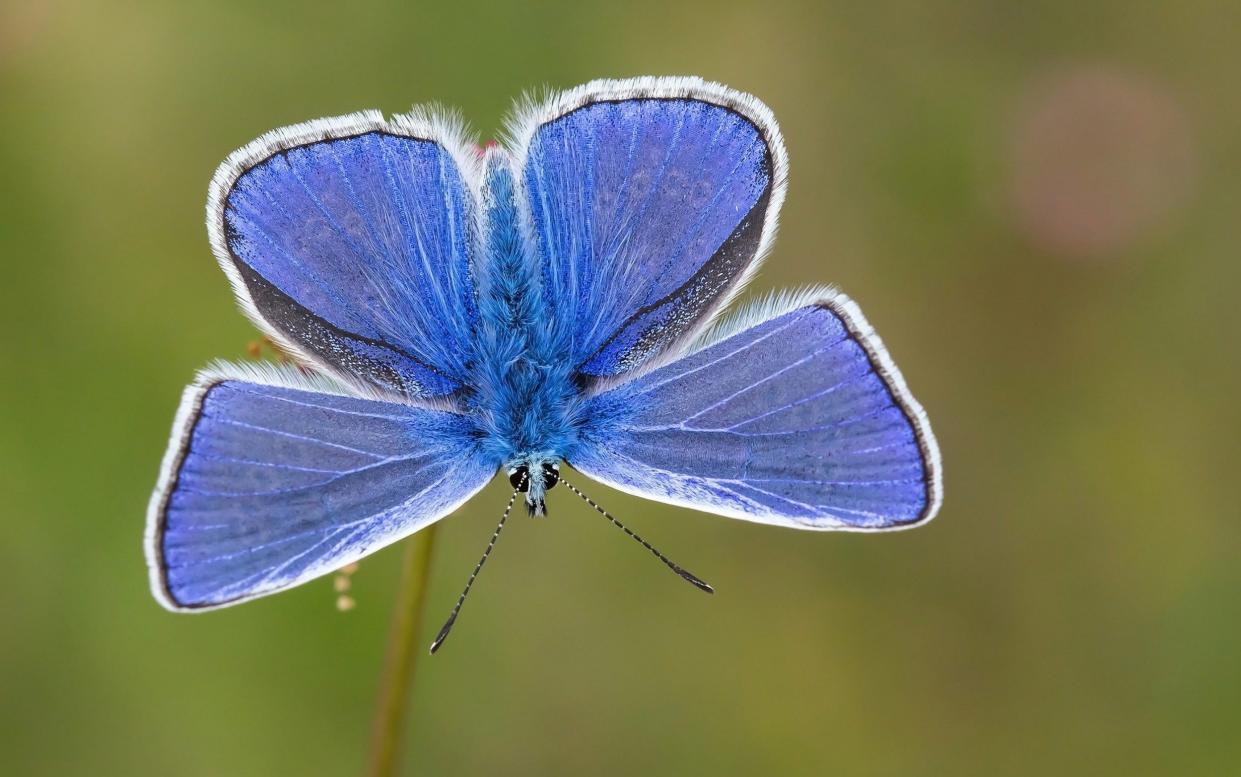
[1009,67,1197,260]
[473,140,499,159]
[0,0,52,68]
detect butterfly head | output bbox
[507,459,561,516]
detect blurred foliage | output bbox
[1,0,1239,774]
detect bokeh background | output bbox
[2,1,1238,774]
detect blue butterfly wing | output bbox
[511,78,787,385]
[573,293,942,529]
[145,365,495,610]
[210,112,481,401]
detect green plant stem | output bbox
[366,525,439,777]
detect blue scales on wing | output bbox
[514,79,786,385]
[573,294,942,529]
[211,113,480,401]
[148,367,495,609]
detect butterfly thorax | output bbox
[466,156,583,512]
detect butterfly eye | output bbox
[507,463,559,492]
[507,466,530,491]
[541,462,560,491]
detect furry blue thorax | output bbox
[466,154,585,512]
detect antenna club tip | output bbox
[685,576,715,594]
[430,621,454,655]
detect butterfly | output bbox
[145,77,942,651]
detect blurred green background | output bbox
[2,0,1238,774]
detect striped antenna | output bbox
[559,475,714,594]
[429,474,525,655]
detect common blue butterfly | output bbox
[145,77,942,650]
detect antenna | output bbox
[559,475,714,594]
[429,475,524,654]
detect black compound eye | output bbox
[541,462,560,490]
[508,463,559,492]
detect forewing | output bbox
[209,111,481,402]
[145,364,495,610]
[573,292,942,530]
[508,77,787,387]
